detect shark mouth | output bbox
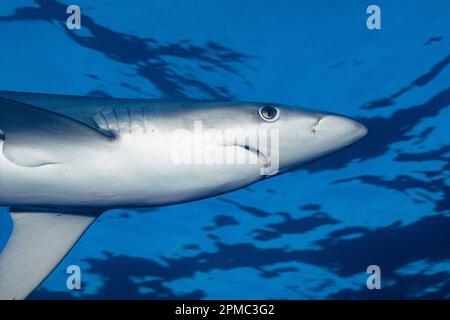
[235,143,271,168]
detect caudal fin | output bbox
[0,210,96,299]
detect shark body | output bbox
[0,91,367,299]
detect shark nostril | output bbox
[311,117,322,134]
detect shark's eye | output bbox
[259,105,279,122]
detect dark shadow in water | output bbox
[361,54,450,110]
[334,174,449,213]
[328,61,345,70]
[396,146,450,214]
[218,198,271,218]
[202,215,239,231]
[333,143,450,214]
[252,211,339,241]
[395,145,450,163]
[29,214,450,299]
[424,36,444,46]
[411,126,434,145]
[300,204,322,211]
[0,0,250,99]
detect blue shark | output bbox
[0,91,367,299]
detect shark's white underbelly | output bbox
[0,137,262,209]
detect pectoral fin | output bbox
[0,210,97,300]
[0,97,113,167]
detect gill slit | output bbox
[127,107,132,134]
[99,110,110,132]
[113,109,120,133]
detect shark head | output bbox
[254,103,368,174]
[164,101,368,177]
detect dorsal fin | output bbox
[0,98,113,167]
[0,210,97,300]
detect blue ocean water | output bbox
[0,0,449,299]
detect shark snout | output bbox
[314,114,367,146]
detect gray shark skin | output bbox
[0,91,367,299]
